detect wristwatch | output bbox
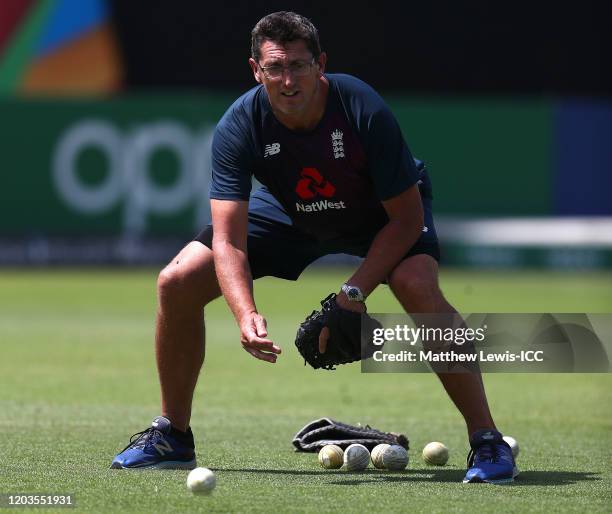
[341,283,365,302]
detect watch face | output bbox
[347,287,360,300]
[342,284,364,301]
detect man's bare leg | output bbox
[388,254,496,435]
[155,242,221,431]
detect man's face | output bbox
[249,39,326,118]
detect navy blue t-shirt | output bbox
[210,73,425,240]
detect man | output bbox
[111,11,517,484]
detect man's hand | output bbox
[318,291,366,354]
[239,311,282,363]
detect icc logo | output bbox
[295,167,336,200]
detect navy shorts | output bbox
[195,188,440,281]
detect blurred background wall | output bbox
[0,0,610,267]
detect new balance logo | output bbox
[153,437,174,456]
[264,143,280,157]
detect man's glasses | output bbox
[258,59,316,80]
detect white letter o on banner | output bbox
[53,120,123,213]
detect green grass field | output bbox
[1,268,611,513]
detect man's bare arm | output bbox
[210,199,281,362]
[210,199,255,320]
[341,184,424,305]
[319,184,424,352]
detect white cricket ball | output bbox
[343,444,370,471]
[503,436,519,458]
[318,444,344,469]
[382,444,409,471]
[371,443,390,469]
[187,467,216,494]
[422,442,449,466]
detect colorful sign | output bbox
[0,0,121,94]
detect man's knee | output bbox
[157,242,220,308]
[157,265,188,302]
[388,255,444,312]
[389,266,437,296]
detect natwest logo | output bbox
[296,199,346,213]
[294,167,346,213]
[295,167,335,199]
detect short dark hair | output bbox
[251,11,321,63]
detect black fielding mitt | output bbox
[292,418,409,452]
[295,293,382,370]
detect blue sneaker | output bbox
[110,416,197,469]
[463,429,519,484]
